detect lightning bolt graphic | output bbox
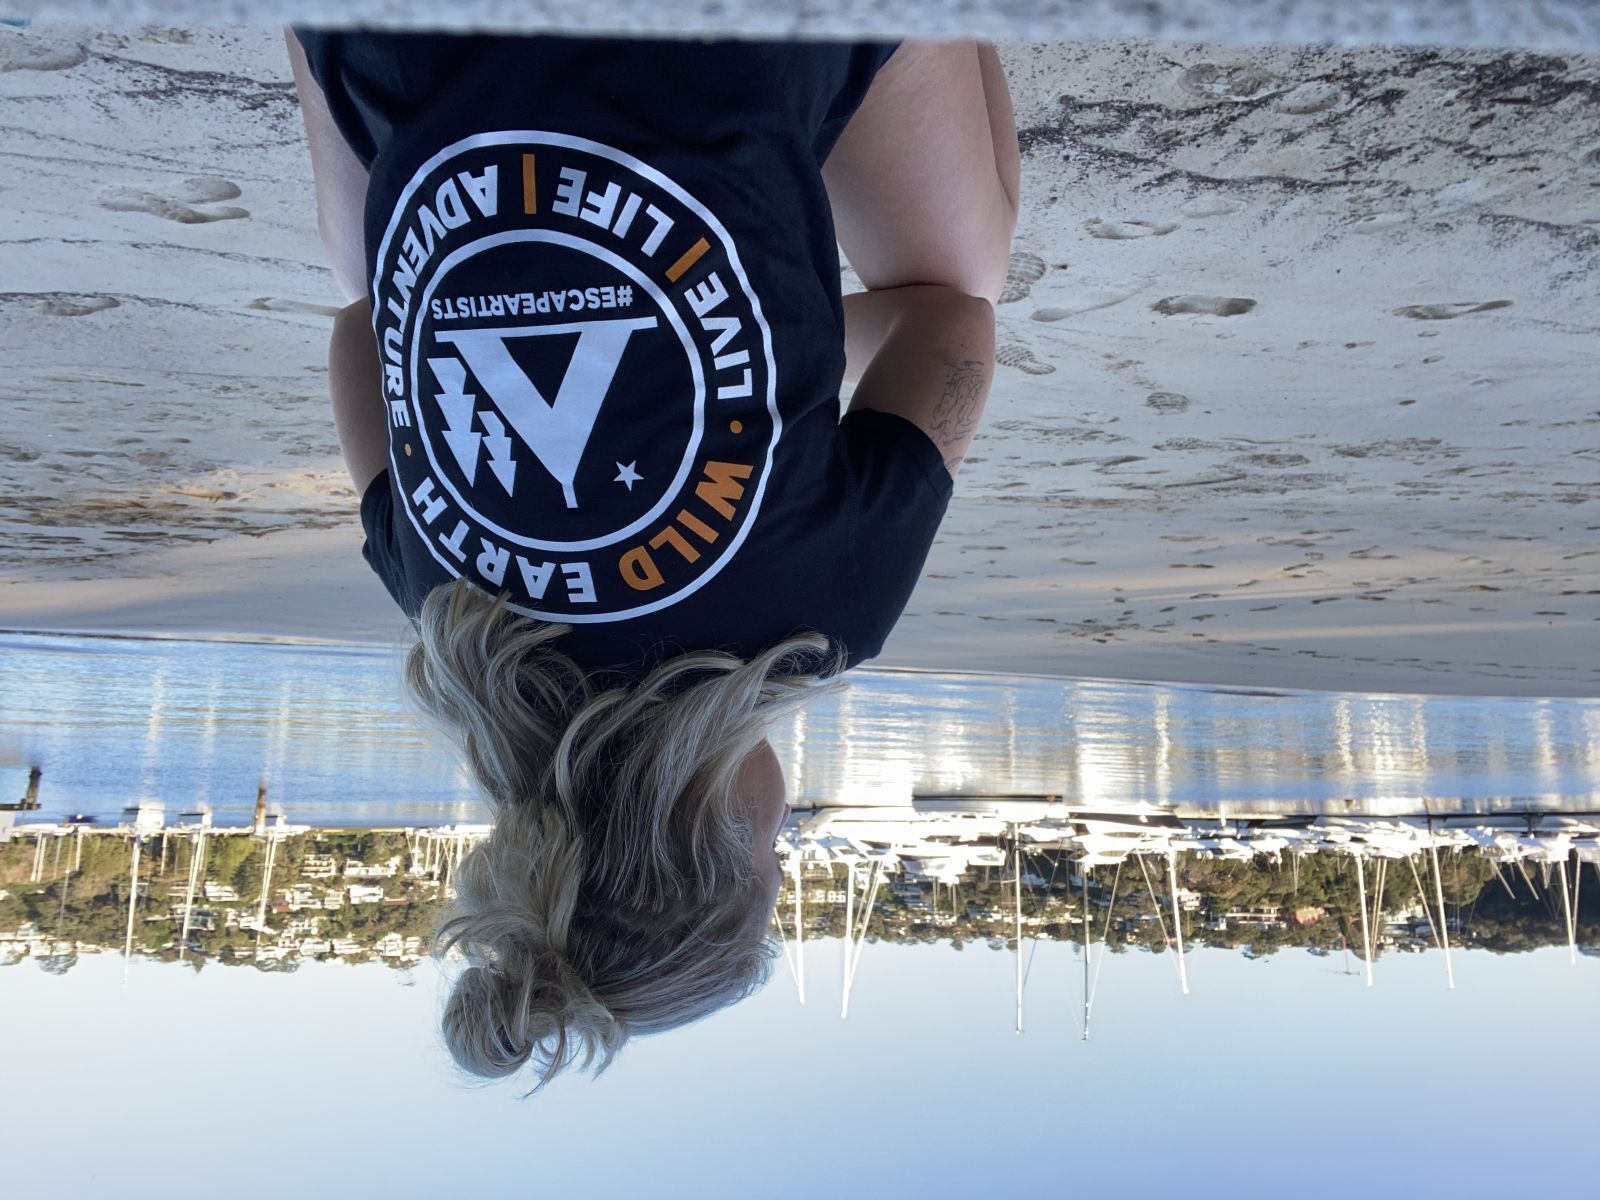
[428,356,483,485]
[477,410,518,496]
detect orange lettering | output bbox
[677,508,718,543]
[695,460,753,519]
[649,525,700,564]
[619,545,664,590]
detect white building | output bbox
[374,932,405,957]
[344,857,401,880]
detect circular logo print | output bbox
[370,131,779,621]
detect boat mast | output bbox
[1558,850,1577,967]
[122,834,143,984]
[1428,842,1456,990]
[1014,828,1023,1035]
[840,860,855,1017]
[178,831,207,962]
[1168,849,1189,995]
[1354,851,1374,987]
[1081,863,1091,1042]
[794,855,806,1003]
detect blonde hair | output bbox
[404,581,844,1090]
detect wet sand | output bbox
[2,27,1598,694]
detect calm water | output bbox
[1,632,1595,1200]
[1,632,1598,823]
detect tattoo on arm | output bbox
[927,359,987,473]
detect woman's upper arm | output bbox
[285,28,370,303]
[821,40,1017,307]
[843,287,995,479]
[329,299,391,497]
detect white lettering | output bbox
[700,314,741,356]
[613,193,642,237]
[458,166,498,218]
[579,179,621,229]
[716,370,753,400]
[392,250,418,308]
[410,478,446,524]
[475,538,510,586]
[434,178,470,229]
[552,166,585,217]
[417,204,447,254]
[685,272,730,318]
[438,519,470,562]
[402,230,426,273]
[562,561,597,604]
[516,556,555,600]
[641,203,674,256]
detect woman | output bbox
[287,27,1019,1087]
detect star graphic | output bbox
[614,461,643,491]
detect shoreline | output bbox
[3,30,1597,705]
[4,620,1596,702]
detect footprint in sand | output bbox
[1178,63,1285,103]
[0,292,120,317]
[1239,452,1309,468]
[997,251,1048,305]
[1152,295,1257,317]
[1179,197,1241,219]
[1084,218,1177,240]
[247,297,344,317]
[1031,287,1137,321]
[1145,391,1191,414]
[99,175,248,224]
[995,340,1056,376]
[1351,212,1412,235]
[1273,81,1344,114]
[1393,300,1513,320]
[0,39,88,72]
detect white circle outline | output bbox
[410,229,704,552]
[369,130,781,625]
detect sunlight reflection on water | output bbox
[1,633,1597,824]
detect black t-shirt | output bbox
[296,31,953,676]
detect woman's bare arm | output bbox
[328,298,390,495]
[823,40,1017,307]
[285,28,370,303]
[976,42,1021,216]
[285,31,386,493]
[844,285,996,478]
[824,43,1012,477]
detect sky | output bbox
[1,938,1593,1199]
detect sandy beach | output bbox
[2,25,1598,695]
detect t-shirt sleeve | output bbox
[358,469,410,611]
[833,407,955,665]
